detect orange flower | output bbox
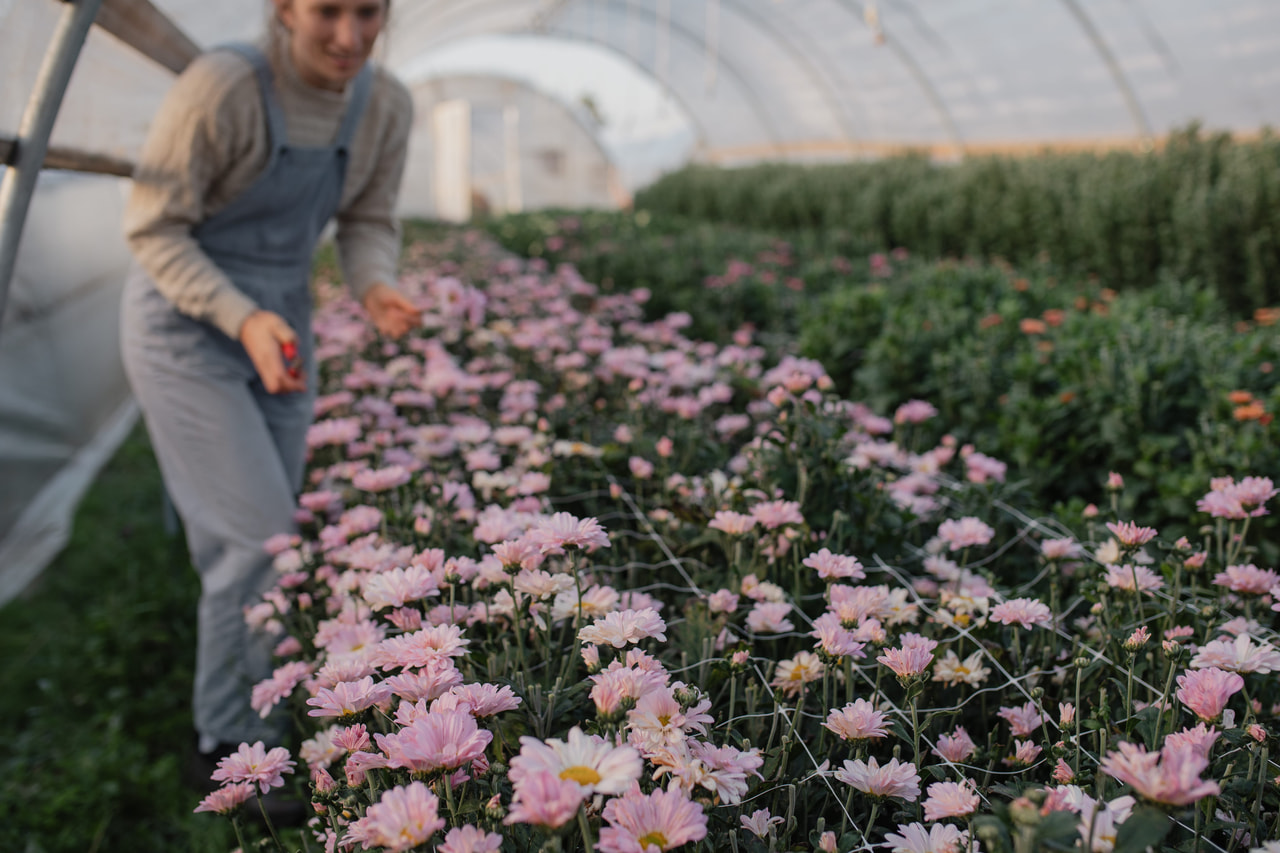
[1012,278,1030,292]
[1234,402,1266,421]
[979,313,1003,330]
[1036,340,1055,353]
[1092,303,1110,317]
[1074,296,1089,311]
[1235,321,1253,334]
[1228,390,1254,405]
[1059,391,1076,404]
[1042,309,1066,327]
[1254,307,1279,327]
[1100,288,1117,302]
[1019,318,1047,335]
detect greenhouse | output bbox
[2,1,1279,850]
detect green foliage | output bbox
[636,126,1280,313]
[801,260,1280,551]
[482,209,878,349]
[0,426,237,853]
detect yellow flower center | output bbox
[560,765,602,785]
[954,613,971,627]
[955,665,970,676]
[637,831,670,849]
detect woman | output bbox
[120,0,416,758]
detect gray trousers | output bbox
[123,342,311,746]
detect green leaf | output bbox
[1113,805,1172,853]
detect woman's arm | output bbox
[123,51,267,341]
[334,70,420,337]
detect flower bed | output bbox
[200,229,1280,853]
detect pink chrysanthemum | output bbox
[444,683,523,717]
[708,511,757,535]
[834,756,921,802]
[306,675,393,718]
[878,643,935,680]
[375,624,470,670]
[438,825,504,853]
[375,709,493,774]
[997,701,1047,737]
[883,821,969,853]
[990,597,1053,629]
[193,782,256,814]
[210,741,296,794]
[1191,634,1280,674]
[810,612,868,659]
[345,782,445,852]
[1101,740,1221,806]
[936,517,995,551]
[1177,667,1244,721]
[1212,563,1280,595]
[894,399,938,424]
[1040,538,1082,561]
[771,651,825,697]
[824,698,890,741]
[1105,521,1158,548]
[1104,564,1164,596]
[750,500,805,530]
[803,549,866,581]
[921,780,981,821]
[747,601,795,634]
[250,660,314,718]
[352,464,412,493]
[363,565,441,611]
[578,608,668,648]
[504,770,585,828]
[597,786,708,853]
[932,727,977,764]
[740,808,784,838]
[526,511,611,554]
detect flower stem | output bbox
[255,792,286,852]
[578,803,595,853]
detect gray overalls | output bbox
[121,44,371,747]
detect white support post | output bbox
[0,0,105,329]
[503,105,522,215]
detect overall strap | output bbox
[216,43,289,151]
[333,63,374,153]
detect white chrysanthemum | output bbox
[509,727,642,796]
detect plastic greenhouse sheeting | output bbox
[2,0,1280,602]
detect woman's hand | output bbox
[239,310,307,395]
[362,282,421,338]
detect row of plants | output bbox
[197,226,1280,853]
[633,126,1280,313]
[482,210,877,350]
[484,210,1280,561]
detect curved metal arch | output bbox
[397,28,713,158]
[549,0,787,150]
[1058,0,1154,142]
[827,0,966,153]
[546,0,860,145]
[406,0,786,152]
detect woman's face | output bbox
[275,0,387,91]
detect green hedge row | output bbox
[635,126,1280,313]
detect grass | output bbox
[0,423,237,853]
